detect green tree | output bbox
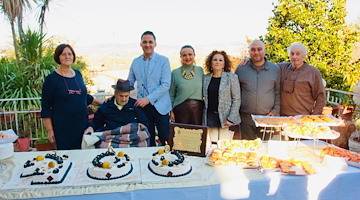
[261,0,360,90]
[37,0,53,55]
[0,0,31,63]
[0,38,91,109]
[18,29,46,65]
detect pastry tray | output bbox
[294,114,343,126]
[252,115,297,127]
[320,146,360,168]
[259,165,312,176]
[252,114,343,127]
[259,156,316,176]
[205,148,261,169]
[216,138,265,152]
[283,129,340,140]
[347,160,360,168]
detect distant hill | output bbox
[85,42,249,94]
[77,42,248,70]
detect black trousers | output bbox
[240,112,265,140]
[143,104,170,146]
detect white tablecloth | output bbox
[1,142,360,200]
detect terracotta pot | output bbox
[0,113,15,123]
[30,108,41,118]
[332,106,339,116]
[16,137,31,152]
[34,111,41,118]
[35,142,56,151]
[338,105,355,121]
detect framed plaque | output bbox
[168,122,210,157]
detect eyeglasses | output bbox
[62,75,82,95]
[68,89,82,95]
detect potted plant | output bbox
[34,130,56,151]
[15,116,37,152]
[0,109,15,123]
[15,127,31,152]
[30,107,41,118]
[338,94,356,121]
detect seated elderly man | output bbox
[83,79,150,148]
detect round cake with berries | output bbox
[20,153,72,185]
[148,147,192,177]
[87,149,133,180]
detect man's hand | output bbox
[135,97,150,108]
[239,58,249,66]
[170,111,175,122]
[83,126,94,135]
[91,98,104,105]
[103,96,113,103]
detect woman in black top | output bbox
[202,50,241,143]
[41,44,101,150]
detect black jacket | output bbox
[90,97,149,131]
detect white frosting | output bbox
[87,153,132,180]
[149,152,191,177]
[21,155,71,184]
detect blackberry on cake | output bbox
[87,147,133,180]
[148,144,192,177]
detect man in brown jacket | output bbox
[279,42,325,116]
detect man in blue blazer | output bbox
[128,31,171,146]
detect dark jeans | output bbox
[173,99,203,125]
[143,104,170,146]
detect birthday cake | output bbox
[87,149,133,180]
[148,146,192,177]
[20,153,72,185]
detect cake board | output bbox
[139,156,205,183]
[1,161,81,190]
[73,159,141,186]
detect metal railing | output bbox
[1,89,359,143]
[326,88,360,105]
[325,88,360,120]
[0,97,43,143]
[0,93,113,145]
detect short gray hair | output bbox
[287,42,307,55]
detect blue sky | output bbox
[0,0,359,53]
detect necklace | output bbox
[181,65,195,80]
[58,68,82,95]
